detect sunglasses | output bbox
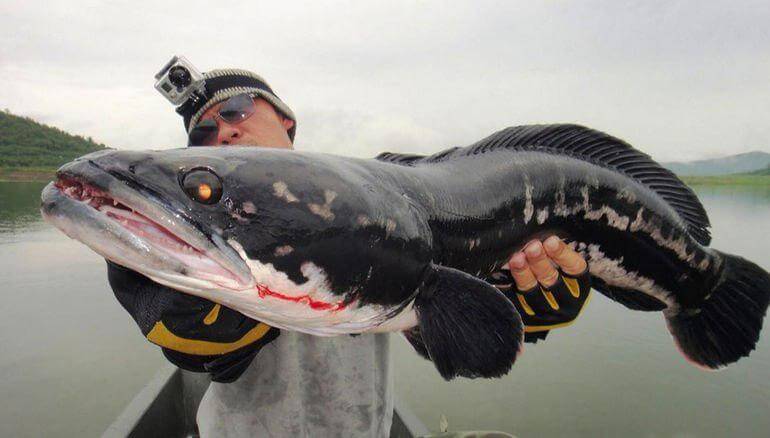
[188,94,257,146]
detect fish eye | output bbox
[181,168,223,205]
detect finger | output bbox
[524,241,560,288]
[543,236,588,276]
[509,252,538,291]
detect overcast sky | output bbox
[1,0,768,161]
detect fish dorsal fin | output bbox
[374,151,427,165]
[383,124,712,245]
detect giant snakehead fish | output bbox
[41,124,770,380]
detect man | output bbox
[110,68,591,437]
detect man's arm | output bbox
[107,261,280,382]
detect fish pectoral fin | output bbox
[413,264,524,380]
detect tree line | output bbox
[0,109,107,168]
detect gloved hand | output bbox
[107,261,280,383]
[484,236,592,343]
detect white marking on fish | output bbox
[537,207,549,225]
[273,181,299,203]
[580,185,590,213]
[616,188,637,203]
[230,211,249,223]
[242,201,257,214]
[220,239,403,335]
[630,207,646,230]
[628,208,709,270]
[308,190,337,221]
[523,175,534,224]
[369,301,417,332]
[584,243,678,313]
[569,185,630,230]
[356,214,371,226]
[584,205,630,230]
[384,218,397,235]
[554,177,568,217]
[274,245,294,256]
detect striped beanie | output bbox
[176,69,297,141]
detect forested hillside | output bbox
[748,165,770,175]
[0,110,106,167]
[663,151,770,176]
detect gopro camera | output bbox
[154,56,206,106]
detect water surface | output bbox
[0,181,165,438]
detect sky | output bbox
[1,0,768,161]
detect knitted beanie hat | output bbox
[176,69,297,141]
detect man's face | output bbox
[197,97,295,149]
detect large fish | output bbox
[41,125,770,380]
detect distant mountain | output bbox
[748,165,770,176]
[0,110,107,168]
[662,151,770,176]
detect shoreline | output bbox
[680,175,770,186]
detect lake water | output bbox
[1,181,769,437]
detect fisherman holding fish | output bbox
[94,63,593,436]
[41,52,770,436]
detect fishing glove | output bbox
[484,267,592,343]
[107,261,280,383]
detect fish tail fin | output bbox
[413,264,524,380]
[666,251,770,370]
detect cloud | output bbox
[1,0,768,161]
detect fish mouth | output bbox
[40,160,255,291]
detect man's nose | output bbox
[217,124,242,145]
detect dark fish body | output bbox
[41,124,770,379]
[393,145,714,312]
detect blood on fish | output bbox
[256,284,348,311]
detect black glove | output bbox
[107,261,280,382]
[484,267,592,343]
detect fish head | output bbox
[42,146,432,333]
[39,147,316,295]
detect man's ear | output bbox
[281,117,295,132]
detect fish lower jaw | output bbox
[96,208,237,284]
[48,178,249,289]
